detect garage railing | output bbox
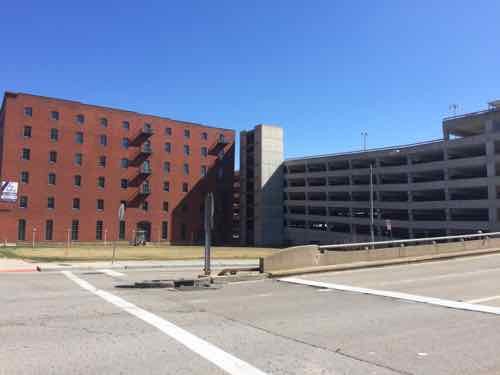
[319,231,500,251]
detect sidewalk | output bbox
[33,258,260,272]
[0,258,38,272]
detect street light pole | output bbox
[369,164,375,248]
[361,132,368,151]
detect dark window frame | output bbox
[22,148,31,160]
[23,126,32,138]
[19,196,28,208]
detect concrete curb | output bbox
[0,268,37,273]
[212,273,268,284]
[268,247,500,277]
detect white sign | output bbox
[118,203,125,221]
[385,219,392,231]
[0,181,18,202]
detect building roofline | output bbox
[284,138,444,162]
[443,107,500,122]
[3,91,235,133]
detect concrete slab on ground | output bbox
[3,253,500,374]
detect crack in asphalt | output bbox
[164,294,413,375]
[215,313,414,375]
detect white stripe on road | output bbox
[98,269,125,278]
[466,295,500,304]
[279,276,500,316]
[62,271,267,375]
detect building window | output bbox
[122,138,129,149]
[161,221,168,240]
[165,127,172,136]
[97,199,104,211]
[47,196,55,209]
[122,121,130,130]
[184,129,190,139]
[219,133,225,142]
[121,179,128,189]
[98,155,107,167]
[141,201,148,211]
[24,107,32,117]
[98,176,105,188]
[184,144,190,156]
[217,168,224,180]
[163,201,169,212]
[164,142,171,153]
[19,196,28,208]
[100,118,108,128]
[144,122,152,131]
[21,171,29,184]
[201,132,208,140]
[48,172,56,185]
[51,111,59,121]
[119,220,126,240]
[163,181,170,192]
[163,161,170,173]
[71,220,79,241]
[201,147,208,157]
[45,220,53,241]
[49,151,57,163]
[100,134,107,146]
[182,182,189,193]
[120,158,129,169]
[75,132,84,144]
[23,126,32,138]
[218,149,224,160]
[18,219,26,240]
[76,114,85,124]
[22,148,31,160]
[74,175,82,187]
[183,163,189,175]
[74,153,83,166]
[50,128,58,141]
[73,198,80,210]
[95,220,104,240]
[201,165,207,177]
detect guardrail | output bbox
[319,231,500,251]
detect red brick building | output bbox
[0,92,235,244]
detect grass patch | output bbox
[1,245,277,262]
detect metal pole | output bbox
[112,241,116,264]
[369,164,375,248]
[204,193,213,276]
[361,132,367,151]
[204,201,211,276]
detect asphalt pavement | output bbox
[2,254,500,374]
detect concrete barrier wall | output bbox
[263,237,500,273]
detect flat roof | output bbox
[284,138,444,163]
[3,91,234,132]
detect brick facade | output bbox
[0,92,235,244]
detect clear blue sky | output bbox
[2,1,500,165]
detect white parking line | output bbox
[466,295,500,304]
[98,269,125,278]
[62,271,267,375]
[280,277,500,316]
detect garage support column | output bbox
[485,120,498,230]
